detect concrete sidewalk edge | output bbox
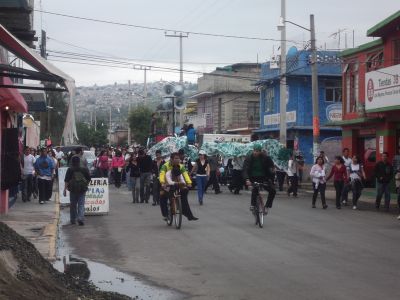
[42,192,60,262]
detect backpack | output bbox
[68,169,89,193]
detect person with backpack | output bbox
[64,156,91,225]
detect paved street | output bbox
[63,186,400,300]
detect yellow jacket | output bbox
[159,161,192,185]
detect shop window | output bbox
[394,39,400,65]
[247,101,259,127]
[265,88,274,113]
[325,81,342,102]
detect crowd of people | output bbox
[20,140,400,226]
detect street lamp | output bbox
[278,14,319,157]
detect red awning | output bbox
[0,77,27,113]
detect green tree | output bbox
[76,121,108,146]
[128,105,153,145]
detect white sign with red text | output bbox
[85,178,109,215]
[365,64,400,111]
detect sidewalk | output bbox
[0,191,60,261]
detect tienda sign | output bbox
[365,64,400,111]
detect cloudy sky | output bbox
[34,0,399,86]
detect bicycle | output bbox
[251,182,266,228]
[166,184,183,229]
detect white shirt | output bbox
[349,163,362,181]
[55,150,64,160]
[166,170,185,185]
[23,154,36,175]
[342,156,352,170]
[287,159,298,177]
[310,164,326,187]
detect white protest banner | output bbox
[58,167,70,204]
[85,178,109,215]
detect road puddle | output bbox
[54,208,184,300]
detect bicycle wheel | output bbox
[166,199,173,226]
[257,196,264,228]
[174,196,182,229]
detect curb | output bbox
[42,192,60,262]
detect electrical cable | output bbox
[35,9,302,43]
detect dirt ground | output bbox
[0,221,131,300]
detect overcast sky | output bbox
[33,0,399,86]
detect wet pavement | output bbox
[56,207,183,300]
[61,185,400,300]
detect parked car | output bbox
[83,150,97,177]
[363,149,376,187]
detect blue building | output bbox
[255,47,343,164]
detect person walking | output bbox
[137,149,153,203]
[186,124,196,145]
[205,155,221,194]
[287,153,299,197]
[341,148,352,205]
[34,148,55,204]
[326,156,348,209]
[230,156,245,194]
[21,146,36,202]
[97,150,110,178]
[63,156,91,225]
[375,152,394,211]
[348,155,366,210]
[152,150,165,206]
[310,156,328,209]
[126,156,141,203]
[111,150,125,188]
[191,150,210,205]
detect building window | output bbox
[247,101,259,128]
[366,50,384,71]
[394,39,400,65]
[265,88,274,112]
[344,61,358,113]
[325,81,342,102]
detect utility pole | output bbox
[279,0,287,146]
[165,31,189,133]
[128,80,132,145]
[310,14,320,158]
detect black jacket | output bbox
[242,153,275,181]
[374,161,394,184]
[137,155,153,173]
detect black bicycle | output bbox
[251,182,266,228]
[166,185,183,229]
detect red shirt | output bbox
[327,164,348,182]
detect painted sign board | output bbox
[58,167,109,214]
[264,111,296,126]
[365,64,400,111]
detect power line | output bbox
[35,9,302,43]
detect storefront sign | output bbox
[326,103,342,122]
[264,111,296,126]
[58,167,109,214]
[203,134,251,143]
[365,64,400,111]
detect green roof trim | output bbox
[325,117,381,127]
[367,10,400,37]
[340,39,383,57]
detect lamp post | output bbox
[278,14,319,157]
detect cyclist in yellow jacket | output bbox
[159,152,198,222]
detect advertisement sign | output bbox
[202,134,251,143]
[58,167,109,214]
[379,136,384,154]
[186,115,207,128]
[326,103,342,122]
[264,111,296,126]
[365,64,400,111]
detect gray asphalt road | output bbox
[63,185,400,300]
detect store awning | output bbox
[0,76,27,112]
[0,24,75,93]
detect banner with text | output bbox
[264,111,296,126]
[366,64,400,111]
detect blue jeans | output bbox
[375,182,391,209]
[196,175,207,203]
[70,192,86,223]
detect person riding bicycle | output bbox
[243,144,276,214]
[159,152,198,221]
